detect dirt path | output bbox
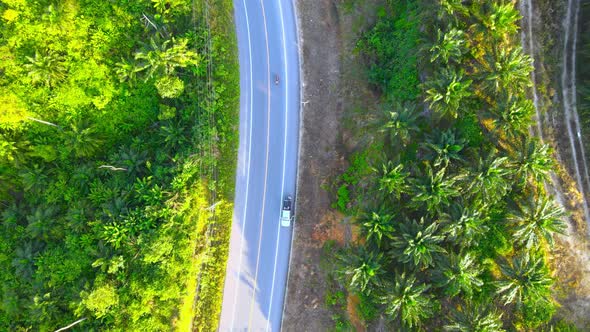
[282,0,382,330]
[281,0,345,330]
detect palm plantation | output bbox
[328,0,570,330]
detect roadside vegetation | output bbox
[0,0,238,330]
[329,0,579,330]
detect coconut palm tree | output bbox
[430,27,468,65]
[12,241,36,281]
[159,119,188,149]
[380,272,438,329]
[425,67,473,119]
[336,246,387,296]
[114,59,140,84]
[432,251,484,298]
[492,94,534,138]
[26,205,60,242]
[19,164,49,194]
[134,37,199,80]
[422,129,466,168]
[440,202,489,247]
[356,210,396,247]
[390,218,446,269]
[460,150,511,204]
[509,195,566,249]
[377,102,420,148]
[495,252,553,306]
[510,138,553,187]
[476,2,521,42]
[63,119,104,158]
[374,160,410,200]
[437,0,469,23]
[482,47,533,94]
[24,50,67,88]
[114,145,148,177]
[411,164,460,214]
[444,301,505,332]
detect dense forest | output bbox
[329,0,579,330]
[0,0,238,330]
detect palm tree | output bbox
[460,150,511,204]
[390,218,446,269]
[380,272,438,329]
[477,2,521,42]
[114,145,148,177]
[377,102,420,147]
[509,195,566,249]
[101,221,131,250]
[11,241,36,281]
[24,49,67,87]
[159,119,188,149]
[19,164,49,194]
[356,210,396,247]
[444,301,505,332]
[336,246,387,296]
[26,205,60,242]
[134,37,199,80]
[63,119,104,158]
[441,202,489,247]
[432,251,484,298]
[482,47,533,94]
[430,27,468,65]
[114,58,140,84]
[437,0,469,23]
[411,164,460,214]
[495,252,553,306]
[422,129,466,168]
[425,67,473,119]
[492,94,534,138]
[511,138,553,187]
[374,160,409,200]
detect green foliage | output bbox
[330,0,571,329]
[444,301,505,332]
[495,253,553,306]
[358,1,420,102]
[0,0,238,330]
[334,151,371,213]
[380,272,438,329]
[336,246,387,296]
[81,284,119,319]
[425,67,473,119]
[390,218,446,268]
[432,252,484,298]
[155,75,185,98]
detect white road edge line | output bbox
[229,0,254,327]
[265,0,289,329]
[248,0,272,328]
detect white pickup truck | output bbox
[280,196,293,227]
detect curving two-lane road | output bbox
[218,0,300,330]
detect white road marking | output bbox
[229,0,255,327]
[248,0,273,328]
[265,0,290,329]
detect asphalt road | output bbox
[218,0,300,331]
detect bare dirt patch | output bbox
[281,0,347,329]
[282,0,382,330]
